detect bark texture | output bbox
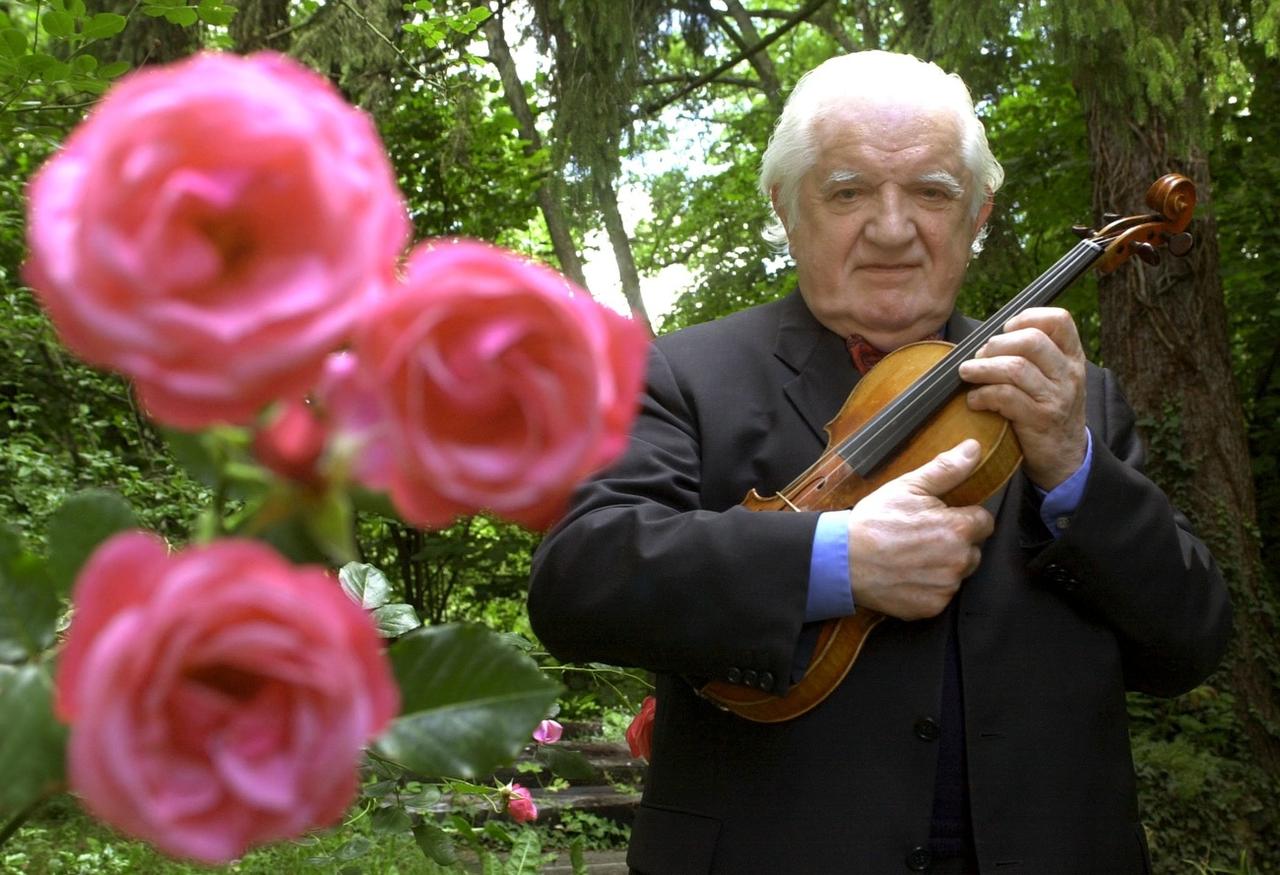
[1084,100,1280,779]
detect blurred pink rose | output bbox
[505,783,538,823]
[532,719,563,745]
[252,399,327,486]
[351,240,650,530]
[54,532,400,864]
[626,696,656,762]
[24,51,409,429]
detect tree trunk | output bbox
[229,0,291,52]
[1084,101,1280,779]
[85,0,198,67]
[594,172,652,333]
[484,12,588,288]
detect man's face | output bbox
[778,100,991,350]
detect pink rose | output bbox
[351,239,650,529]
[252,399,327,486]
[532,719,563,745]
[505,783,538,823]
[54,532,400,864]
[24,51,409,429]
[626,696,656,762]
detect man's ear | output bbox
[973,197,994,237]
[770,184,788,228]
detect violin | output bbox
[700,174,1197,723]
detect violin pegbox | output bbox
[1087,173,1196,273]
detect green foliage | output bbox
[139,1,236,29]
[1,793,438,873]
[0,663,65,821]
[377,624,560,779]
[1129,687,1280,874]
[402,3,491,46]
[381,74,546,248]
[0,526,58,661]
[339,561,424,638]
[44,489,136,595]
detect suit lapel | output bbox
[775,291,857,447]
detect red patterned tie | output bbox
[846,331,943,375]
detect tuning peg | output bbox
[1102,212,1121,223]
[1134,242,1160,265]
[1166,231,1194,256]
[1070,224,1093,239]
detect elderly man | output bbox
[528,51,1230,874]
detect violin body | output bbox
[699,341,1021,722]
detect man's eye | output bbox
[834,189,858,201]
[921,187,946,200]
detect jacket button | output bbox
[1044,562,1075,588]
[757,671,774,690]
[914,717,941,741]
[742,669,758,687]
[906,845,932,871]
[725,667,742,684]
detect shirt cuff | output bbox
[1036,428,1094,538]
[806,510,855,622]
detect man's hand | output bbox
[848,440,995,621]
[958,307,1088,491]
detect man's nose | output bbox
[864,188,916,247]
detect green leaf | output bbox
[0,528,59,661]
[369,805,412,835]
[41,60,70,82]
[161,428,220,487]
[70,53,98,73]
[467,6,492,22]
[69,0,87,16]
[505,829,541,875]
[333,835,371,862]
[197,0,235,25]
[46,490,137,597]
[569,836,587,875]
[372,603,422,638]
[338,562,392,610]
[0,29,28,58]
[539,746,598,782]
[198,6,235,25]
[483,821,512,844]
[99,60,130,78]
[301,490,357,566]
[164,6,199,26]
[374,624,559,779]
[41,10,75,37]
[481,851,504,875]
[19,52,58,74]
[412,820,458,866]
[0,663,68,818]
[81,12,126,40]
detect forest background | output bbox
[1,0,1278,872]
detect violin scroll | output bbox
[1092,173,1196,273]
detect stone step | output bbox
[492,739,647,788]
[433,783,641,828]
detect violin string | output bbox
[830,238,1107,475]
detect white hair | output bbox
[759,51,1005,255]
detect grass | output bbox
[1,794,438,874]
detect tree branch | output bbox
[637,0,832,119]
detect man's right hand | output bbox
[847,439,995,620]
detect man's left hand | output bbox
[958,307,1087,491]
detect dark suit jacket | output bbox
[528,290,1231,874]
